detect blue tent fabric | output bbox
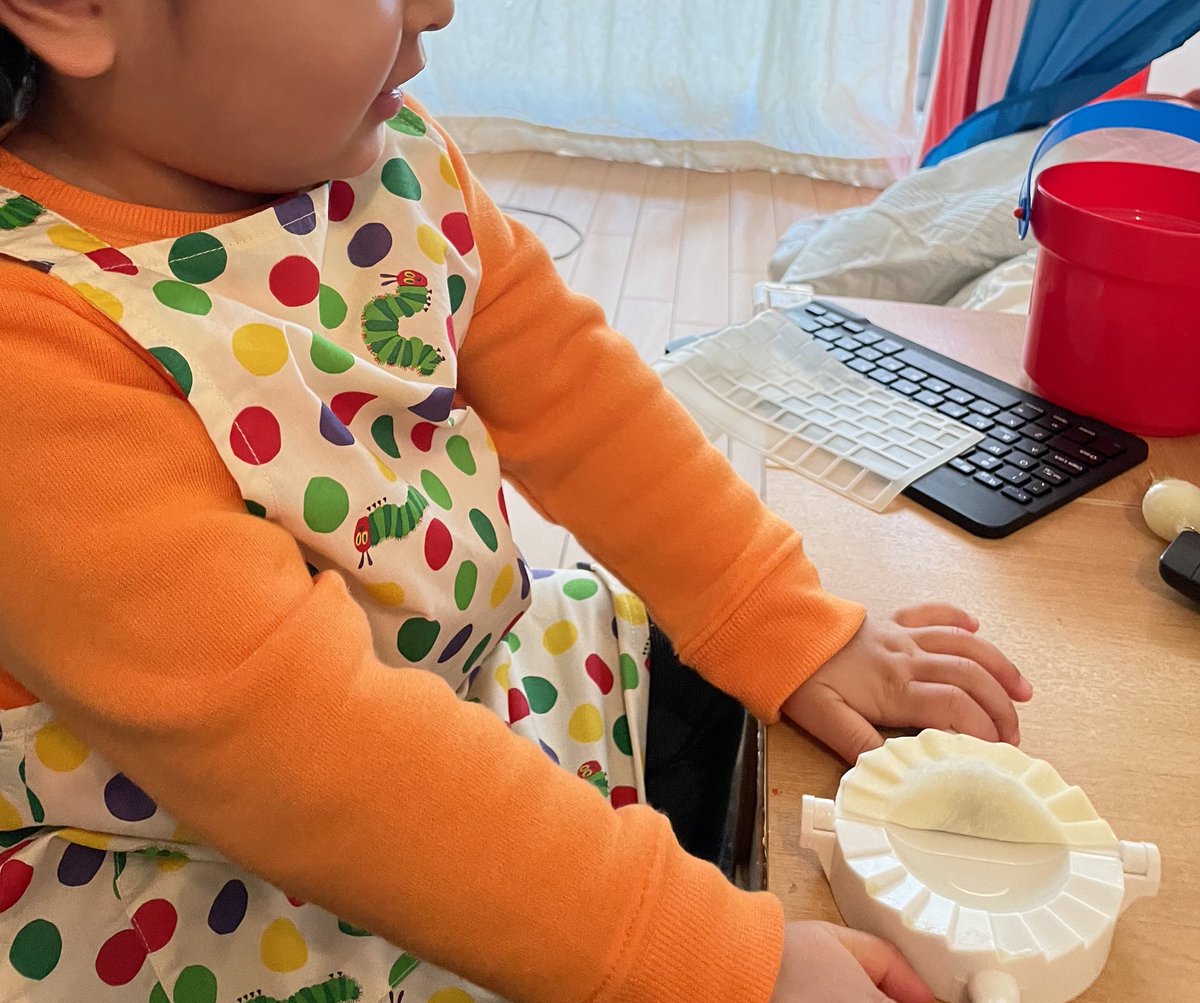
[923,0,1200,166]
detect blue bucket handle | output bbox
[1016,98,1200,239]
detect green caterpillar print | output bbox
[0,194,45,230]
[236,973,361,1003]
[362,269,443,374]
[354,487,429,568]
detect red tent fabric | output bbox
[919,1,1153,163]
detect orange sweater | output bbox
[0,128,864,1001]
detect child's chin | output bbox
[334,127,389,181]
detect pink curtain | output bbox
[918,0,995,162]
[975,0,1033,110]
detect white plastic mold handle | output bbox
[800,795,836,876]
[1119,840,1162,913]
[969,970,1020,1003]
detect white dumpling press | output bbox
[800,730,1161,1003]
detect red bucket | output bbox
[1016,100,1200,437]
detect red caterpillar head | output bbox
[380,269,429,289]
[577,760,603,780]
[353,516,371,554]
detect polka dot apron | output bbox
[0,104,650,1002]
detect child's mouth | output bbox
[371,86,406,121]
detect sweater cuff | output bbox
[605,823,784,1003]
[681,539,866,723]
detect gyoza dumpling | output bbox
[837,730,1117,847]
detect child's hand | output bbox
[781,603,1032,763]
[770,921,934,1002]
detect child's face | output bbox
[19,0,454,194]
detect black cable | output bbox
[499,204,585,261]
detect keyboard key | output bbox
[968,453,1003,471]
[1047,452,1087,476]
[1091,435,1127,458]
[1035,465,1069,486]
[1024,479,1051,497]
[1012,436,1051,455]
[805,304,827,316]
[997,466,1031,487]
[894,350,1021,407]
[1049,437,1104,467]
[775,305,1149,539]
[1038,413,1071,433]
[1063,425,1099,445]
[938,402,971,420]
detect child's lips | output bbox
[371,86,405,120]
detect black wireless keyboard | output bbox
[787,301,1149,538]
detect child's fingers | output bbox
[908,653,1020,745]
[788,690,884,764]
[908,626,1032,701]
[901,681,1000,743]
[828,924,936,1003]
[892,603,979,632]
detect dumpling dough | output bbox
[837,730,1117,847]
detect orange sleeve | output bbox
[0,269,784,1002]
[447,138,867,722]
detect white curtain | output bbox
[412,0,928,187]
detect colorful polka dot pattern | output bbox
[464,567,651,820]
[0,567,649,1001]
[0,104,651,1003]
[20,100,526,688]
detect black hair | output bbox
[0,26,37,129]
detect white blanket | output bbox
[769,126,1200,314]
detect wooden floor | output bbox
[464,151,876,566]
[467,152,873,358]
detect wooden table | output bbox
[763,298,1200,1001]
